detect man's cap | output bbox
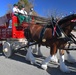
[13,4,18,6]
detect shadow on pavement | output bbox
[3,49,76,75]
[47,61,76,75]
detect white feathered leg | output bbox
[51,55,58,63]
[25,46,36,64]
[32,45,38,54]
[41,55,51,70]
[66,51,76,63]
[41,55,57,70]
[59,52,70,73]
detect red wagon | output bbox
[0,14,34,57]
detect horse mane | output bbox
[58,14,76,25]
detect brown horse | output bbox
[4,13,76,72]
[24,14,76,73]
[32,19,76,63]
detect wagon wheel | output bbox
[3,42,13,58]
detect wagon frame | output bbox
[0,14,33,57]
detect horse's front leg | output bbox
[50,50,58,63]
[66,50,76,63]
[41,44,58,70]
[59,50,70,73]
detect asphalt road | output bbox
[0,46,76,75]
[0,31,76,75]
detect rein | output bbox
[69,33,76,44]
[59,33,76,50]
[18,41,39,50]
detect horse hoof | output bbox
[41,64,47,70]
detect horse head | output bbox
[58,14,76,34]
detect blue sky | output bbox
[0,0,18,16]
[0,0,76,17]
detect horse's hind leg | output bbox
[41,44,58,70]
[59,50,70,73]
[32,44,43,56]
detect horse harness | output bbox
[39,19,65,41]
